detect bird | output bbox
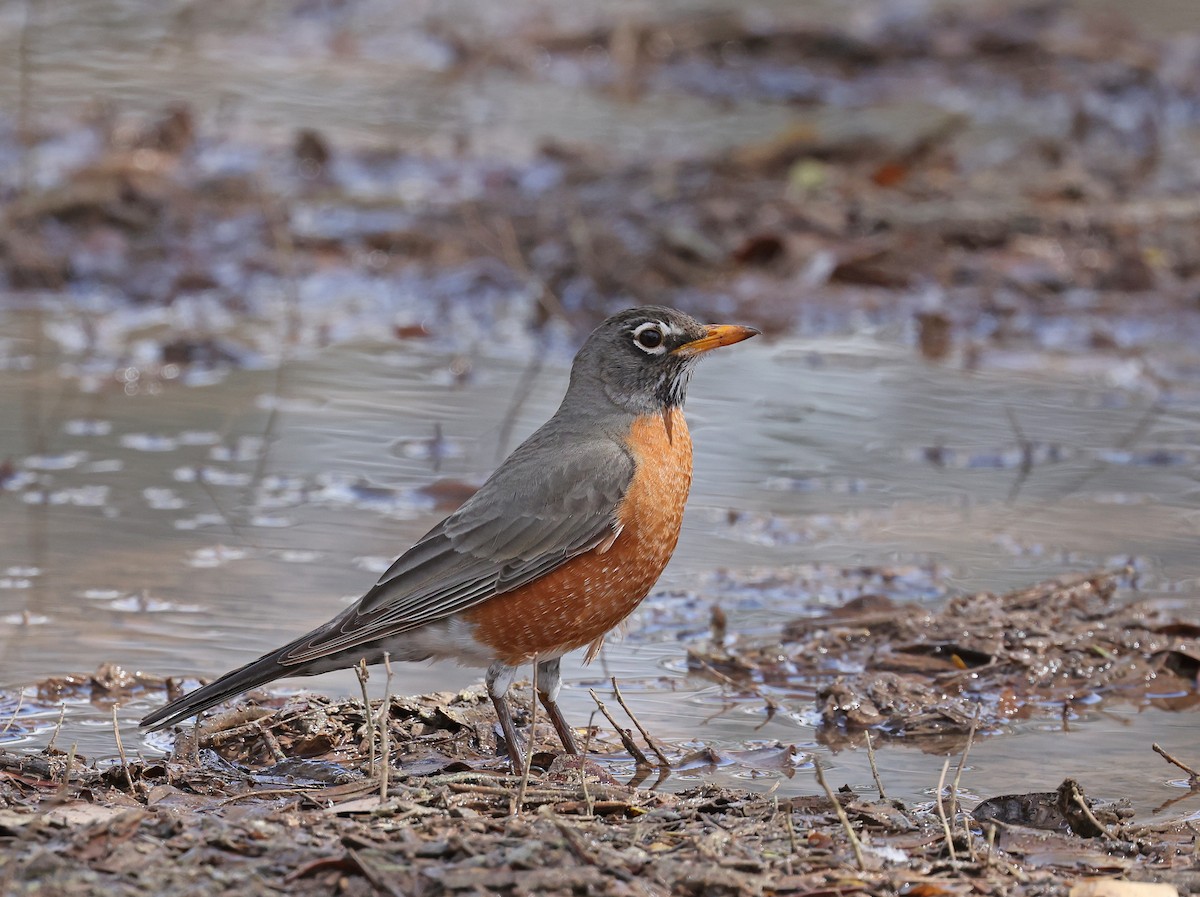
[141,306,759,767]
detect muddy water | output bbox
[2,308,1197,818]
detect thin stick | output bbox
[588,689,649,766]
[45,704,66,753]
[935,757,957,863]
[1152,743,1200,782]
[777,795,798,854]
[256,723,287,763]
[953,705,982,852]
[0,689,25,736]
[56,743,77,801]
[1060,782,1113,838]
[200,714,277,748]
[377,653,392,805]
[514,662,539,813]
[355,660,375,777]
[217,786,313,807]
[864,730,887,800]
[111,705,135,792]
[580,711,596,818]
[950,705,981,816]
[610,677,671,768]
[813,759,864,868]
[813,758,865,871]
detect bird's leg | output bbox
[535,657,580,756]
[485,662,523,769]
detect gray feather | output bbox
[280,422,634,665]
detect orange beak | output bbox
[672,323,760,357]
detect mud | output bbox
[689,570,1200,751]
[1,759,1195,896]
[2,571,1198,895]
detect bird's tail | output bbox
[140,648,302,731]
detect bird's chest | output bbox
[549,407,694,643]
[616,407,694,566]
[466,408,693,665]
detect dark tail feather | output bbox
[140,650,298,731]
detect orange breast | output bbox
[466,407,693,666]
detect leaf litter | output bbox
[1,571,1197,895]
[689,569,1200,750]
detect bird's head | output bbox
[567,306,759,416]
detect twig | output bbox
[257,722,288,763]
[813,758,865,871]
[346,847,404,897]
[355,660,375,776]
[217,786,316,806]
[0,689,25,736]
[446,781,564,799]
[950,705,981,816]
[935,757,957,863]
[588,689,649,766]
[200,714,278,748]
[776,795,798,854]
[56,742,77,801]
[45,703,66,753]
[377,653,392,805]
[515,661,539,813]
[610,677,671,768]
[549,812,612,872]
[580,711,596,818]
[953,704,982,853]
[1059,780,1113,838]
[111,705,135,792]
[864,730,887,800]
[1152,742,1200,783]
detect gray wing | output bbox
[281,427,634,665]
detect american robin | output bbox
[141,306,758,766]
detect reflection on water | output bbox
[1,309,1198,818]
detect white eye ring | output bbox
[632,321,669,354]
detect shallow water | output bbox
[1,306,1197,819]
[3,0,1200,823]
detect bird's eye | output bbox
[637,329,663,349]
[633,323,666,352]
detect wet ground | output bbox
[1,573,1197,895]
[2,0,1200,893]
[3,311,1198,818]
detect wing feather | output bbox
[281,426,634,667]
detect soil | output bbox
[2,571,1197,896]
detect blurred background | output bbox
[0,0,1198,815]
